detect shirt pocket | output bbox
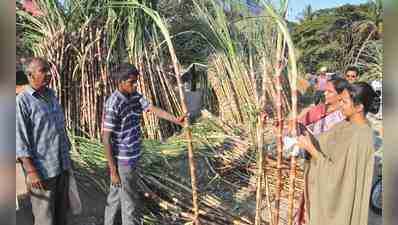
[52,103,66,127]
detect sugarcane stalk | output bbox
[254,53,270,225]
[152,10,201,224]
[286,27,300,225]
[273,61,284,225]
[254,116,265,225]
[287,150,297,225]
[260,169,271,224]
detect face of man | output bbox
[344,70,358,83]
[28,65,52,91]
[120,74,138,94]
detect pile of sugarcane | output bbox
[194,111,305,199]
[19,1,308,224]
[17,0,183,140]
[71,132,256,225]
[192,2,304,224]
[70,112,305,225]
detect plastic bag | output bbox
[68,169,82,215]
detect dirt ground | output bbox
[16,164,383,225]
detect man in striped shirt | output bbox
[102,63,185,225]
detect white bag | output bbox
[68,169,82,215]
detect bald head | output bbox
[24,57,52,90]
[25,57,50,76]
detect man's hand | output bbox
[26,170,44,190]
[175,114,187,126]
[103,130,121,187]
[260,111,268,123]
[19,157,44,190]
[110,168,121,187]
[149,106,188,126]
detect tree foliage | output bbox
[292,2,382,78]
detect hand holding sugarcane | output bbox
[174,114,188,126]
[148,105,188,127]
[296,132,320,160]
[260,111,268,123]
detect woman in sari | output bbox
[297,82,380,225]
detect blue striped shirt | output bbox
[102,90,150,168]
[16,86,71,180]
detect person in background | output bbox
[370,79,382,121]
[298,76,349,135]
[312,66,330,105]
[368,79,383,150]
[16,57,71,225]
[344,65,360,83]
[293,77,350,224]
[297,82,380,225]
[102,63,186,225]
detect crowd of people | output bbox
[16,57,382,225]
[290,65,382,225]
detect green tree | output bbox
[292,3,382,74]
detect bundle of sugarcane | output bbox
[189,113,305,199]
[17,0,117,139]
[71,134,255,225]
[191,3,302,222]
[17,0,185,141]
[70,114,304,224]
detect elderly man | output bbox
[16,57,71,225]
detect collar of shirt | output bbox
[26,85,53,104]
[25,85,51,97]
[115,89,139,101]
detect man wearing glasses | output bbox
[16,57,72,225]
[344,66,360,83]
[102,63,185,225]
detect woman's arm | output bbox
[297,133,320,160]
[298,103,327,126]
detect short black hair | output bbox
[347,82,380,115]
[328,76,350,94]
[111,63,139,82]
[344,65,359,76]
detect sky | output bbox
[287,0,370,21]
[56,0,370,21]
